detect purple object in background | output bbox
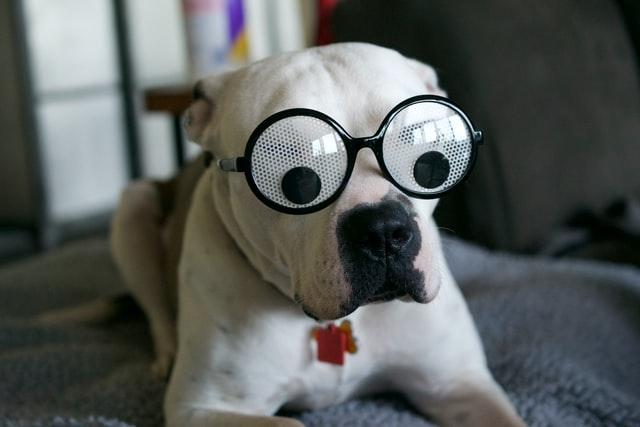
[183,0,247,78]
[226,0,247,62]
[227,0,243,41]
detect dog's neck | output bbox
[209,170,295,299]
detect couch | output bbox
[334,0,640,254]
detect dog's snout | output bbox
[340,201,416,260]
[337,198,424,310]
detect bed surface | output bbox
[1,236,639,426]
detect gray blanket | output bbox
[1,236,639,427]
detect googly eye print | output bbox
[215,95,483,215]
[250,115,349,209]
[381,101,475,196]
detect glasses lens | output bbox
[382,101,474,195]
[250,115,348,210]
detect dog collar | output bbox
[312,320,358,365]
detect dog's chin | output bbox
[297,294,349,322]
[300,304,347,322]
[300,288,434,321]
[296,272,439,321]
[329,281,432,319]
[297,293,385,321]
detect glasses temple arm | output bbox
[473,130,484,144]
[217,156,247,172]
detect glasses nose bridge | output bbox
[348,134,387,177]
[351,134,382,153]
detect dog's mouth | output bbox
[362,283,407,305]
[297,272,426,321]
[338,269,427,317]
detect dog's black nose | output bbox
[339,200,416,260]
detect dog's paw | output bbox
[267,417,305,427]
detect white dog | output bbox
[111,43,525,427]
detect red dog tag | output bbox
[315,324,347,365]
[313,321,357,366]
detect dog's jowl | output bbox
[111,43,526,427]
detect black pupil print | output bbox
[413,151,450,189]
[281,166,322,205]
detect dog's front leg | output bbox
[165,408,302,427]
[394,265,526,427]
[165,315,307,427]
[405,374,526,427]
[164,281,307,427]
[164,296,308,427]
[165,174,306,427]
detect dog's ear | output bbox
[405,58,446,96]
[184,72,229,144]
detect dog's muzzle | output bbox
[337,199,426,313]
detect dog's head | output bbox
[185,43,448,320]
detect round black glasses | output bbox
[213,95,484,215]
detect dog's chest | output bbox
[282,343,384,411]
[282,309,429,410]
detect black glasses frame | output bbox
[216,95,484,215]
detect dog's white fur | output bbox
[111,43,525,426]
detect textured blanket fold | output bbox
[0,237,638,426]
